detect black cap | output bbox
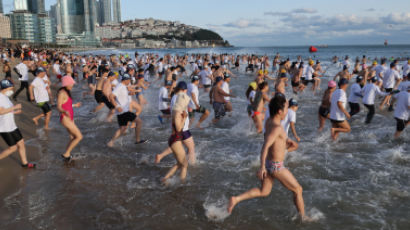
[215,76,223,83]
[192,75,200,81]
[356,76,363,83]
[289,98,298,107]
[176,81,187,90]
[127,64,135,70]
[108,71,117,77]
[338,78,349,87]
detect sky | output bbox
[3,0,410,46]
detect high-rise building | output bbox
[59,0,85,35]
[101,0,111,24]
[112,0,121,23]
[28,0,46,14]
[14,0,29,11]
[0,0,4,14]
[0,13,11,38]
[38,14,55,42]
[84,0,97,35]
[10,12,38,42]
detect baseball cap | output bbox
[224,73,231,79]
[122,73,131,81]
[371,76,379,82]
[215,76,223,83]
[0,79,13,89]
[36,67,46,75]
[176,81,187,90]
[23,56,32,61]
[192,75,200,81]
[289,98,298,107]
[127,64,135,70]
[356,76,363,82]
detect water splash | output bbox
[203,195,230,222]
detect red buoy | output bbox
[309,46,318,53]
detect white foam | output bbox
[203,195,230,222]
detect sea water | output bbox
[0,45,409,230]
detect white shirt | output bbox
[199,69,211,85]
[343,60,351,69]
[398,81,410,92]
[0,93,18,133]
[221,81,230,101]
[15,63,29,81]
[53,63,61,75]
[248,91,256,105]
[188,83,199,109]
[383,69,401,89]
[348,83,362,103]
[304,66,315,80]
[362,83,389,105]
[31,77,49,103]
[330,89,347,121]
[402,63,410,77]
[394,91,409,120]
[281,109,296,135]
[170,94,189,131]
[375,65,387,78]
[113,83,130,114]
[158,87,169,110]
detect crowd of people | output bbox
[0,47,408,221]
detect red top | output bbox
[60,96,74,121]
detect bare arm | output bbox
[29,84,35,101]
[290,122,300,142]
[337,101,351,119]
[0,104,21,115]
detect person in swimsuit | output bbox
[251,82,270,133]
[318,81,337,132]
[0,79,36,168]
[228,94,309,221]
[57,75,82,162]
[92,68,110,113]
[162,82,191,183]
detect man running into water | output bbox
[188,76,210,128]
[330,79,351,140]
[228,94,309,221]
[29,67,52,130]
[334,65,352,82]
[209,76,234,124]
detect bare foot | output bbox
[130,122,136,129]
[161,177,169,186]
[44,126,51,130]
[195,123,204,130]
[302,215,313,222]
[32,118,39,126]
[107,141,114,147]
[155,154,161,164]
[188,156,196,166]
[227,196,238,213]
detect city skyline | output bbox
[2,0,410,46]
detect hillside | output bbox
[96,18,231,49]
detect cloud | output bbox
[208,12,410,46]
[366,8,376,12]
[264,8,317,17]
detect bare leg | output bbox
[61,117,83,158]
[107,126,127,147]
[162,141,188,182]
[134,117,142,143]
[253,114,263,133]
[0,145,18,160]
[106,109,115,122]
[331,121,350,141]
[318,114,326,132]
[274,169,305,219]
[183,137,196,165]
[32,114,44,126]
[93,103,105,113]
[196,110,210,128]
[228,176,274,213]
[44,111,51,130]
[16,139,28,165]
[155,147,172,164]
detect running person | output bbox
[393,85,409,138]
[228,94,309,221]
[29,67,52,129]
[330,79,351,140]
[57,76,82,162]
[188,76,210,128]
[348,76,364,117]
[0,79,36,168]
